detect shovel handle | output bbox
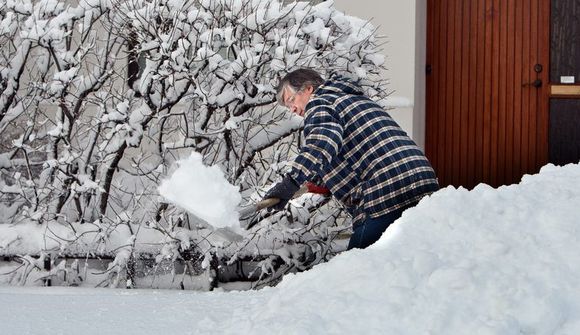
[255,198,280,211]
[243,185,320,229]
[254,185,309,211]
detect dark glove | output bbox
[264,175,301,211]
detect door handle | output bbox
[522,79,542,88]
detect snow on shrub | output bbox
[0,0,388,289]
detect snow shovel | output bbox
[240,182,330,229]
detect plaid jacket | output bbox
[288,76,439,224]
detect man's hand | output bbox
[263,175,300,211]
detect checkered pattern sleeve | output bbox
[289,105,343,185]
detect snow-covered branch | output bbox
[0,0,388,290]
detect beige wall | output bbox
[333,0,427,149]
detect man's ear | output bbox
[304,85,314,94]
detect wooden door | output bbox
[549,0,580,167]
[426,0,550,188]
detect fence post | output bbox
[43,254,52,287]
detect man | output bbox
[264,68,439,249]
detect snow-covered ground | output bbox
[2,163,580,335]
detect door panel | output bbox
[549,100,580,165]
[426,0,550,188]
[549,0,580,167]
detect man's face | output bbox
[282,86,314,117]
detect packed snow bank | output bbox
[211,163,580,334]
[2,163,580,335]
[158,153,242,230]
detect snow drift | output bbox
[1,163,580,334]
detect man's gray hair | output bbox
[276,68,325,105]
